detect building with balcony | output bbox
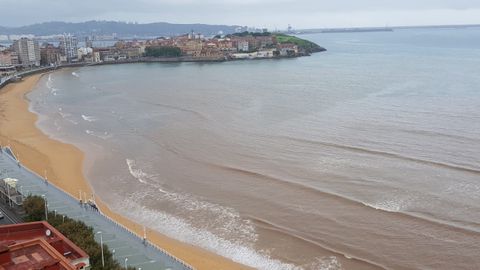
[12,38,40,67]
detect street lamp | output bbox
[41,195,48,221]
[124,257,128,269]
[97,231,105,267]
[112,249,115,261]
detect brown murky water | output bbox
[30,28,480,269]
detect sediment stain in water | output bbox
[28,27,480,270]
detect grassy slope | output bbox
[275,34,326,53]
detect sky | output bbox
[1,0,479,29]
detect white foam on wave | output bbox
[85,130,112,140]
[121,158,338,270]
[46,74,53,88]
[126,159,150,184]
[50,88,60,96]
[53,120,61,131]
[304,256,342,270]
[46,74,61,95]
[364,197,409,213]
[57,111,78,125]
[81,114,97,122]
[71,72,80,78]
[118,196,313,270]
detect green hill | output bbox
[275,33,326,53]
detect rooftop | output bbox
[0,238,78,270]
[0,221,89,269]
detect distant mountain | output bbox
[0,21,243,37]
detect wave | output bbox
[156,138,480,234]
[57,111,78,125]
[46,74,61,96]
[85,130,112,140]
[249,215,387,270]
[46,74,53,89]
[117,194,328,270]
[279,136,480,175]
[138,100,208,120]
[81,114,97,122]
[126,159,150,184]
[190,158,480,236]
[50,88,60,96]
[363,199,407,213]
[121,158,330,269]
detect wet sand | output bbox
[0,74,252,270]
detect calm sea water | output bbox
[29,27,480,270]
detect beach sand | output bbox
[0,74,252,270]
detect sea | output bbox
[28,27,480,270]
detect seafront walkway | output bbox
[0,146,193,270]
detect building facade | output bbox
[40,44,62,66]
[12,38,40,67]
[59,34,78,62]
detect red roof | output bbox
[0,222,89,270]
[0,238,75,270]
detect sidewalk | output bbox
[0,146,193,270]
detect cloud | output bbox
[1,0,479,28]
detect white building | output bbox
[237,40,249,52]
[59,34,78,62]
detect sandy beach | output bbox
[0,74,252,270]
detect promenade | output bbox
[0,146,193,270]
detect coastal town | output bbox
[0,30,324,81]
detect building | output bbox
[0,50,19,66]
[0,178,23,210]
[77,47,93,62]
[278,43,298,56]
[84,37,93,49]
[40,44,62,66]
[237,40,249,52]
[12,38,40,67]
[59,34,78,62]
[0,221,90,270]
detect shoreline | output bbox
[0,73,253,270]
[0,51,323,90]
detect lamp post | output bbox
[97,231,105,267]
[6,183,11,208]
[112,249,115,261]
[124,257,128,269]
[41,195,48,221]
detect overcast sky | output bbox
[1,0,479,29]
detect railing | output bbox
[1,146,195,270]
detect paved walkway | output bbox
[0,147,193,270]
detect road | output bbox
[0,202,22,225]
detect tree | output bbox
[22,196,136,270]
[144,46,182,57]
[23,195,45,221]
